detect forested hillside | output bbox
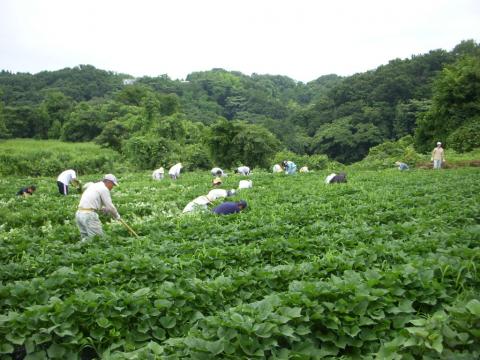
[1,40,479,167]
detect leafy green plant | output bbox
[0,166,479,358]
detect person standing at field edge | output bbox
[76,174,120,240]
[431,142,445,169]
[57,169,79,195]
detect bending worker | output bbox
[213,200,248,215]
[169,163,183,180]
[395,161,409,171]
[76,174,120,240]
[57,169,79,195]
[152,167,165,180]
[283,160,297,175]
[272,164,283,173]
[235,166,251,176]
[211,167,226,177]
[17,185,36,197]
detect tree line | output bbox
[0,40,479,168]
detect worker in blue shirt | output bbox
[213,200,247,215]
[395,161,409,171]
[282,160,297,175]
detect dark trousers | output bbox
[57,181,68,195]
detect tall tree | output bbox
[208,119,280,168]
[414,55,480,152]
[311,117,383,163]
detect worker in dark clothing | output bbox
[326,172,347,184]
[213,200,247,215]
[17,185,36,197]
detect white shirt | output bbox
[207,189,229,201]
[57,169,77,185]
[299,166,309,173]
[325,173,336,184]
[237,166,250,175]
[152,168,164,180]
[82,182,94,191]
[169,163,182,177]
[239,180,253,189]
[273,164,282,173]
[182,195,211,213]
[78,181,119,219]
[211,167,225,176]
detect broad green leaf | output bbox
[230,313,244,324]
[5,333,24,345]
[146,341,164,355]
[0,343,14,354]
[205,339,224,355]
[405,327,429,338]
[430,335,444,354]
[279,324,294,337]
[253,322,276,338]
[152,327,166,340]
[159,316,176,329]
[132,287,150,297]
[466,299,480,316]
[154,299,172,309]
[25,351,47,360]
[409,318,426,326]
[96,317,110,328]
[32,333,51,345]
[47,343,67,358]
[279,306,302,319]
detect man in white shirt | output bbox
[238,180,253,189]
[169,163,183,180]
[57,169,79,195]
[272,164,283,173]
[76,174,120,240]
[182,195,211,214]
[207,188,236,202]
[325,173,336,184]
[235,166,251,176]
[325,172,347,184]
[431,142,445,169]
[152,167,165,180]
[211,167,226,177]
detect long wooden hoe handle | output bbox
[119,218,139,237]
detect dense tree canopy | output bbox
[0,40,479,166]
[414,52,480,152]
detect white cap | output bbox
[103,174,119,186]
[437,141,442,145]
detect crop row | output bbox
[0,168,479,358]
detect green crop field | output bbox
[1,168,479,359]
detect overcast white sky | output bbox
[1,0,479,83]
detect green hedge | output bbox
[0,139,126,176]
